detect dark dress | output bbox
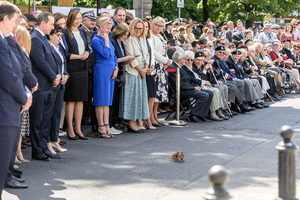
[146,39,156,97]
[63,29,89,102]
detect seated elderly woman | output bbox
[247,46,280,100]
[185,50,228,121]
[269,42,300,87]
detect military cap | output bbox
[195,52,205,58]
[283,38,291,43]
[82,11,96,20]
[215,46,226,51]
[231,50,242,55]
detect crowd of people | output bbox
[1,1,300,197]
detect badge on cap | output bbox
[83,11,96,20]
[215,46,225,51]
[195,52,205,58]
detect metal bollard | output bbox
[169,66,187,126]
[203,165,231,200]
[276,126,298,200]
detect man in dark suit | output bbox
[225,21,235,42]
[232,21,245,47]
[5,23,38,189]
[0,1,32,197]
[30,12,61,161]
[111,7,126,31]
[168,49,213,122]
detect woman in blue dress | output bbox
[92,17,118,138]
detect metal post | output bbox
[204,165,231,200]
[179,8,181,24]
[169,67,187,126]
[33,0,36,11]
[276,126,298,200]
[97,0,101,16]
[141,0,144,19]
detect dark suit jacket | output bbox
[226,56,249,79]
[0,36,27,126]
[232,31,244,47]
[192,63,210,81]
[110,35,126,72]
[168,62,199,91]
[280,47,296,62]
[6,35,37,89]
[225,29,235,42]
[30,29,58,91]
[63,29,89,71]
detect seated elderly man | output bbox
[194,50,237,117]
[168,49,213,122]
[211,46,253,113]
[226,50,268,108]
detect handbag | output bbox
[115,70,126,87]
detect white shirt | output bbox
[72,31,85,55]
[0,29,5,39]
[35,27,45,37]
[293,28,300,41]
[50,43,65,75]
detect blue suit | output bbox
[0,34,27,198]
[5,35,38,183]
[29,29,59,155]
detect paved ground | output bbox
[3,94,300,200]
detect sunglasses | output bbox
[70,7,80,11]
[187,59,194,62]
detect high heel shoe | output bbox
[98,125,111,139]
[67,132,77,140]
[104,124,115,138]
[127,125,143,133]
[144,123,157,130]
[51,143,67,152]
[74,131,88,140]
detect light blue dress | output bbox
[92,35,118,106]
[119,41,150,121]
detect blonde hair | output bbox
[98,17,113,27]
[129,18,146,38]
[15,26,31,55]
[152,16,165,27]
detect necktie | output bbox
[3,37,8,45]
[44,35,49,45]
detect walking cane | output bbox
[211,69,233,117]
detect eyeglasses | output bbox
[187,59,194,62]
[155,23,164,28]
[208,45,214,47]
[70,7,80,11]
[263,49,267,51]
[55,33,63,38]
[180,57,187,60]
[135,27,144,31]
[219,43,225,45]
[195,59,204,62]
[207,32,213,34]
[293,23,298,26]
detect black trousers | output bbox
[50,85,64,142]
[181,89,213,117]
[30,90,53,154]
[0,126,19,200]
[109,85,122,128]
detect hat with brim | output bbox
[165,21,172,26]
[83,12,96,20]
[283,38,291,43]
[195,52,205,58]
[231,50,242,55]
[215,46,226,51]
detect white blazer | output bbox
[123,36,149,76]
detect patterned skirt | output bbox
[119,72,150,121]
[154,64,168,103]
[21,110,30,137]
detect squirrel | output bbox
[171,151,185,162]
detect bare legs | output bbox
[95,106,113,137]
[152,102,160,124]
[66,101,85,137]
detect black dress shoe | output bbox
[32,152,50,161]
[198,115,210,122]
[189,114,201,122]
[13,169,22,178]
[152,123,163,127]
[260,102,269,108]
[231,103,241,113]
[158,122,166,126]
[43,151,62,159]
[127,125,143,133]
[13,176,25,183]
[75,132,88,140]
[253,103,264,109]
[5,179,28,189]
